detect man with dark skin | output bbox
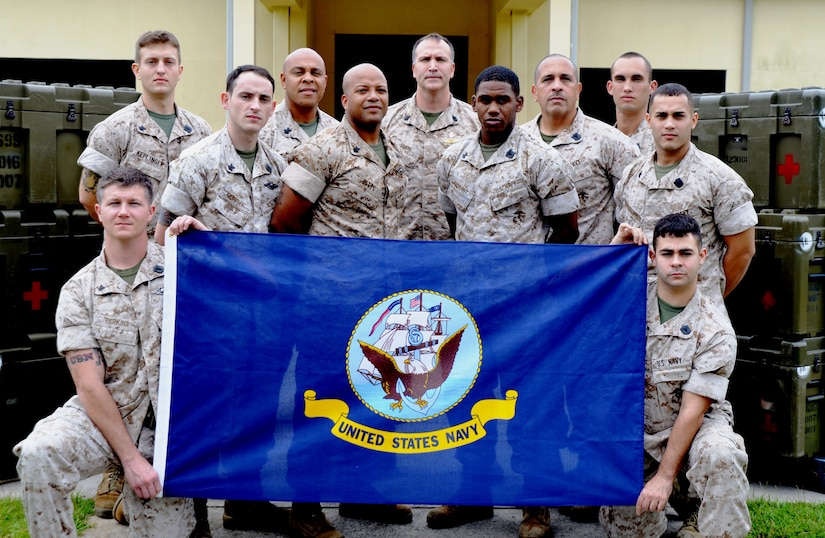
[433,66,578,538]
[269,63,416,536]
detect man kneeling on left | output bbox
[14,167,197,537]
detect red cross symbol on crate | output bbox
[23,281,49,311]
[778,153,800,184]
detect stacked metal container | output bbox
[694,88,825,474]
[0,81,140,480]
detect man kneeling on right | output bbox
[606,214,751,538]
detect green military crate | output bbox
[694,87,825,209]
[0,81,140,481]
[0,80,140,208]
[726,210,825,339]
[730,336,824,461]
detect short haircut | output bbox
[534,53,578,84]
[650,82,694,111]
[226,65,275,94]
[610,51,653,80]
[412,33,455,63]
[97,167,153,204]
[652,213,702,250]
[135,30,181,63]
[474,65,520,96]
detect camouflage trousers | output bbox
[14,404,195,537]
[600,412,751,538]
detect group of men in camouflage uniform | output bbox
[13,26,757,538]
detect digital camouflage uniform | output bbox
[77,99,211,236]
[600,282,751,538]
[614,143,758,305]
[258,101,338,158]
[522,109,639,244]
[437,124,578,243]
[160,127,287,233]
[282,120,411,239]
[14,243,195,538]
[628,120,655,157]
[382,94,480,240]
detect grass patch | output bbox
[748,498,825,537]
[0,495,95,537]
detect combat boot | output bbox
[339,502,412,524]
[94,464,124,518]
[289,503,343,538]
[190,497,212,538]
[519,506,552,538]
[222,500,290,532]
[112,493,128,525]
[426,505,494,528]
[676,502,702,538]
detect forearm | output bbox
[269,185,314,234]
[78,168,101,222]
[77,382,144,467]
[722,228,756,296]
[656,392,710,481]
[723,250,753,296]
[154,207,177,245]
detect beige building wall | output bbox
[751,0,825,91]
[577,0,745,91]
[311,0,492,116]
[4,0,825,131]
[4,0,227,129]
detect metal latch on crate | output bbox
[4,100,14,120]
[66,104,77,122]
[730,109,739,127]
[783,106,792,126]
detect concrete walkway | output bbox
[2,475,824,537]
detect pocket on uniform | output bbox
[447,184,473,213]
[651,366,691,384]
[92,322,138,346]
[213,188,250,228]
[490,182,531,213]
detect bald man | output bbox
[270,63,414,238]
[269,63,416,532]
[259,48,338,158]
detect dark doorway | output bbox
[579,68,726,125]
[334,34,469,120]
[0,58,135,89]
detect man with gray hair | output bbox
[383,33,479,240]
[524,53,639,245]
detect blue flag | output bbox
[155,231,647,506]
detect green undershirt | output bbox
[109,261,142,286]
[480,142,503,162]
[147,110,176,139]
[420,110,442,126]
[540,133,557,144]
[369,140,388,167]
[658,296,685,323]
[298,116,319,137]
[237,148,257,172]
[654,161,680,181]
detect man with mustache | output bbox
[259,48,338,158]
[523,54,638,245]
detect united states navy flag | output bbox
[155,231,647,506]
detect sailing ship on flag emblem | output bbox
[347,290,482,422]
